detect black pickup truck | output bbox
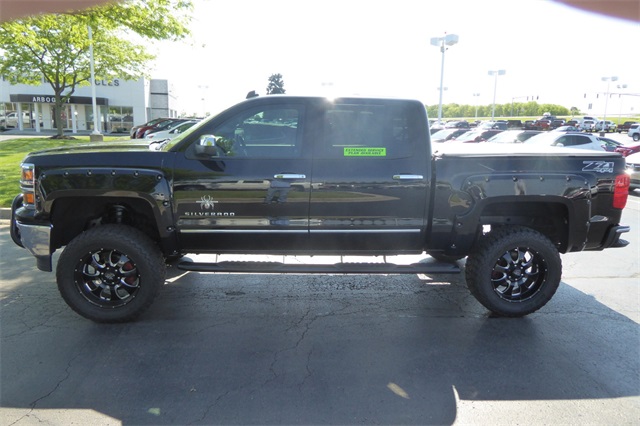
[11,96,631,322]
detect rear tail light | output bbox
[20,163,36,208]
[613,174,629,209]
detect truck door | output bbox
[172,101,311,252]
[308,100,430,252]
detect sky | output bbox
[148,0,640,119]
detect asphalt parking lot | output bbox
[1,129,638,425]
[1,194,638,425]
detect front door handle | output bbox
[274,174,306,179]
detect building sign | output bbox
[10,94,108,105]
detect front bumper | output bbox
[11,195,53,272]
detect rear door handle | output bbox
[274,174,306,179]
[393,174,424,180]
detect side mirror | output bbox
[195,134,223,156]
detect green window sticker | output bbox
[343,147,387,157]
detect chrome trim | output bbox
[311,229,421,233]
[179,228,421,234]
[180,229,308,234]
[15,222,52,257]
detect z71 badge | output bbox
[582,161,614,174]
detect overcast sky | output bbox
[149,0,640,118]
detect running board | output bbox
[176,259,461,274]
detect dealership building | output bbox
[0,77,177,133]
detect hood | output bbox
[27,140,152,156]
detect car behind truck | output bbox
[11,96,631,322]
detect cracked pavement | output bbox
[1,204,639,425]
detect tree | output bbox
[266,73,286,95]
[0,0,193,138]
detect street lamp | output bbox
[617,83,628,122]
[473,93,480,119]
[488,69,506,121]
[601,76,618,135]
[430,33,459,124]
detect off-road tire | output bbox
[57,225,166,323]
[465,226,561,317]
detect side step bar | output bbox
[177,259,461,274]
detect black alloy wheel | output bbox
[57,225,166,323]
[465,226,561,317]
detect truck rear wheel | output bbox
[56,225,166,323]
[465,226,561,317]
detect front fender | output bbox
[39,167,176,244]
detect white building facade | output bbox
[0,77,176,133]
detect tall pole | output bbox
[488,70,505,121]
[601,76,618,135]
[88,25,102,140]
[437,39,446,124]
[431,34,458,125]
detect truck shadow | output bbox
[1,229,638,425]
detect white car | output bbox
[579,120,596,131]
[625,151,640,190]
[524,132,607,151]
[594,120,617,132]
[0,111,31,128]
[145,120,199,141]
[628,123,640,141]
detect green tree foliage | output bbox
[266,73,286,95]
[428,101,570,120]
[0,0,193,137]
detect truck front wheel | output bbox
[56,225,166,323]
[465,226,561,317]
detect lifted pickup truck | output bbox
[11,96,631,322]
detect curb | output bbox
[1,208,11,220]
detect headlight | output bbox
[20,163,36,207]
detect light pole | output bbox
[430,33,459,124]
[617,83,627,123]
[88,25,103,141]
[473,93,480,119]
[488,69,505,121]
[601,76,618,135]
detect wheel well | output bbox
[479,201,569,252]
[50,197,160,250]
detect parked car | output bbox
[130,117,173,139]
[450,129,503,143]
[523,120,536,130]
[485,130,542,143]
[506,119,523,129]
[524,132,607,151]
[444,120,470,129]
[615,142,640,157]
[0,111,31,128]
[552,126,581,133]
[628,123,640,141]
[549,119,566,130]
[430,128,469,143]
[145,120,199,142]
[625,151,640,190]
[594,120,617,132]
[618,121,637,133]
[532,119,551,131]
[141,118,195,138]
[579,120,596,131]
[566,120,579,127]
